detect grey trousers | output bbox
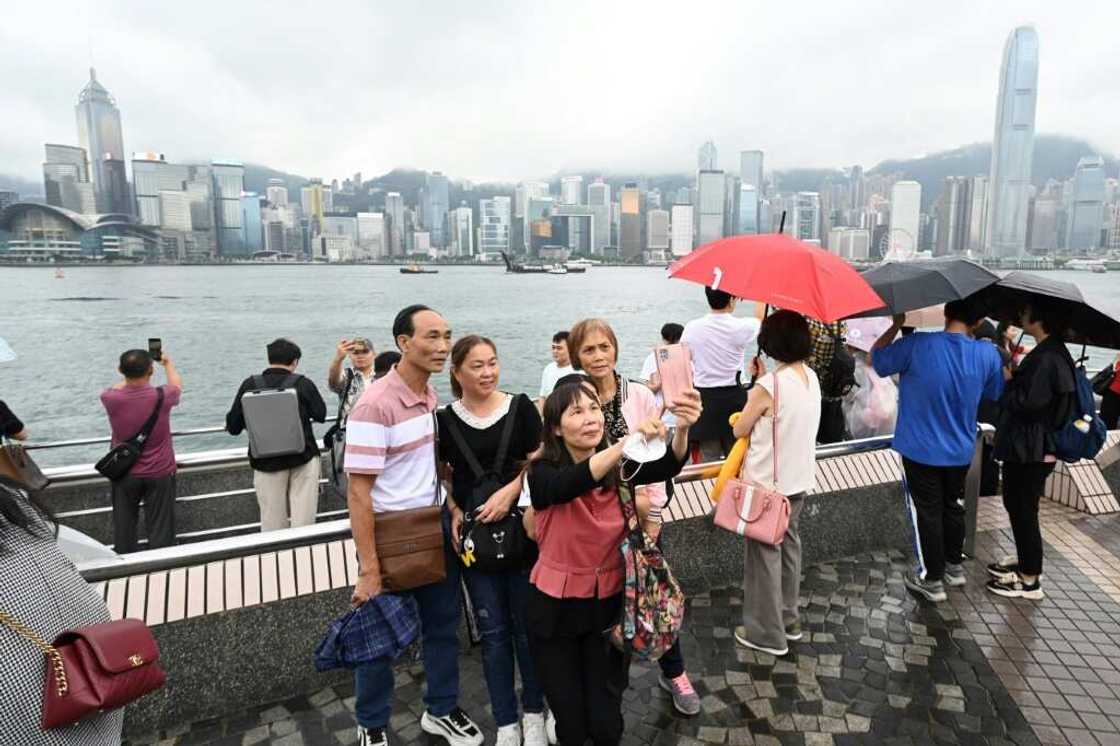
[111,473,177,554]
[741,493,805,650]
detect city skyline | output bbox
[3,2,1120,184]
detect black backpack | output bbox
[826,329,857,398]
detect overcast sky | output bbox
[3,1,1119,185]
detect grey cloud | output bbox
[2,0,1119,186]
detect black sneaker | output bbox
[903,571,947,602]
[421,708,484,746]
[944,562,967,588]
[986,577,1044,600]
[785,620,804,641]
[358,726,389,746]
[986,558,1018,581]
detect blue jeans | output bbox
[354,534,462,729]
[463,566,544,726]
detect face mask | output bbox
[622,431,666,463]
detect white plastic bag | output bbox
[844,356,898,439]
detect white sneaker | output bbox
[545,710,557,745]
[420,708,485,746]
[523,712,547,746]
[496,723,522,746]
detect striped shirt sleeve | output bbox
[344,401,388,475]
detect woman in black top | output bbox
[437,336,546,746]
[987,300,1076,600]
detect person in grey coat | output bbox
[0,476,123,746]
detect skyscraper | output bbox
[0,191,19,212]
[888,181,922,257]
[425,172,450,248]
[670,204,693,256]
[385,192,404,256]
[451,204,474,256]
[75,68,129,215]
[966,177,988,253]
[739,150,764,193]
[738,184,759,235]
[936,177,972,256]
[619,184,642,260]
[266,178,288,207]
[985,26,1039,258]
[479,196,512,256]
[696,170,726,245]
[1066,156,1106,252]
[587,179,610,254]
[241,193,264,253]
[698,141,718,171]
[793,192,821,243]
[517,181,550,251]
[132,153,189,227]
[212,161,247,257]
[561,176,583,205]
[43,144,96,214]
[646,208,670,256]
[357,212,387,258]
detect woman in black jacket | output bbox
[987,300,1076,600]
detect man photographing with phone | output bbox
[100,345,182,553]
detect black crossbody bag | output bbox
[442,396,532,573]
[95,388,165,481]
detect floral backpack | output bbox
[607,483,686,661]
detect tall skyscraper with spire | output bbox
[985,27,1039,258]
[76,68,130,215]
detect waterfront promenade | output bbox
[125,495,1120,746]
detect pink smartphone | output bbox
[655,343,694,409]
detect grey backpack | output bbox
[242,374,307,458]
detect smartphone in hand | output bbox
[148,337,163,362]
[654,343,693,409]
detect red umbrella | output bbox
[669,233,883,322]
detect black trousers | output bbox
[530,629,628,746]
[1102,389,1120,430]
[901,458,969,582]
[816,398,848,445]
[111,473,177,553]
[1001,462,1054,577]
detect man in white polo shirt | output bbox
[681,287,761,461]
[345,304,483,746]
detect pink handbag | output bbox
[713,371,791,546]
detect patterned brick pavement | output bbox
[127,496,1120,746]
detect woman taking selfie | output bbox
[566,318,701,716]
[731,310,821,657]
[524,380,700,746]
[438,336,546,746]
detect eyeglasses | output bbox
[351,348,371,355]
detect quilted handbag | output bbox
[713,370,792,546]
[0,612,166,729]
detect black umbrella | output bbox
[850,258,1000,317]
[968,271,1120,350]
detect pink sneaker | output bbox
[659,672,701,716]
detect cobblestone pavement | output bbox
[127,497,1120,746]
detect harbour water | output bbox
[2,264,1118,466]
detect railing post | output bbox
[962,425,989,558]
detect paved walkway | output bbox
[128,496,1120,746]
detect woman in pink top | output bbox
[566,318,701,716]
[524,381,699,746]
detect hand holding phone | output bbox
[654,343,694,409]
[148,337,163,362]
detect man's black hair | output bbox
[705,286,733,310]
[660,323,684,344]
[552,330,570,344]
[267,338,302,365]
[944,298,986,327]
[374,351,401,376]
[392,304,433,347]
[119,349,153,379]
[1022,297,1072,337]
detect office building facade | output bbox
[424,172,450,248]
[212,161,246,257]
[75,69,130,215]
[1066,156,1106,252]
[888,181,922,256]
[587,179,610,254]
[561,176,583,205]
[43,144,96,214]
[479,196,512,256]
[793,192,821,243]
[698,140,718,171]
[671,204,693,256]
[451,205,473,257]
[985,26,1040,258]
[696,170,726,246]
[619,184,642,260]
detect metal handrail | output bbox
[25,424,331,452]
[76,434,904,582]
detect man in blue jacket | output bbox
[871,299,1004,602]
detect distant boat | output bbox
[54,268,65,279]
[1066,259,1108,273]
[400,264,439,274]
[564,261,587,273]
[1092,264,1107,274]
[547,266,569,275]
[500,252,548,274]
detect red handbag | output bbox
[0,612,166,729]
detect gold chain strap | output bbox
[0,610,69,697]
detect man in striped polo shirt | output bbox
[345,305,483,746]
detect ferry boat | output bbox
[1065,258,1107,273]
[500,251,548,273]
[399,263,439,274]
